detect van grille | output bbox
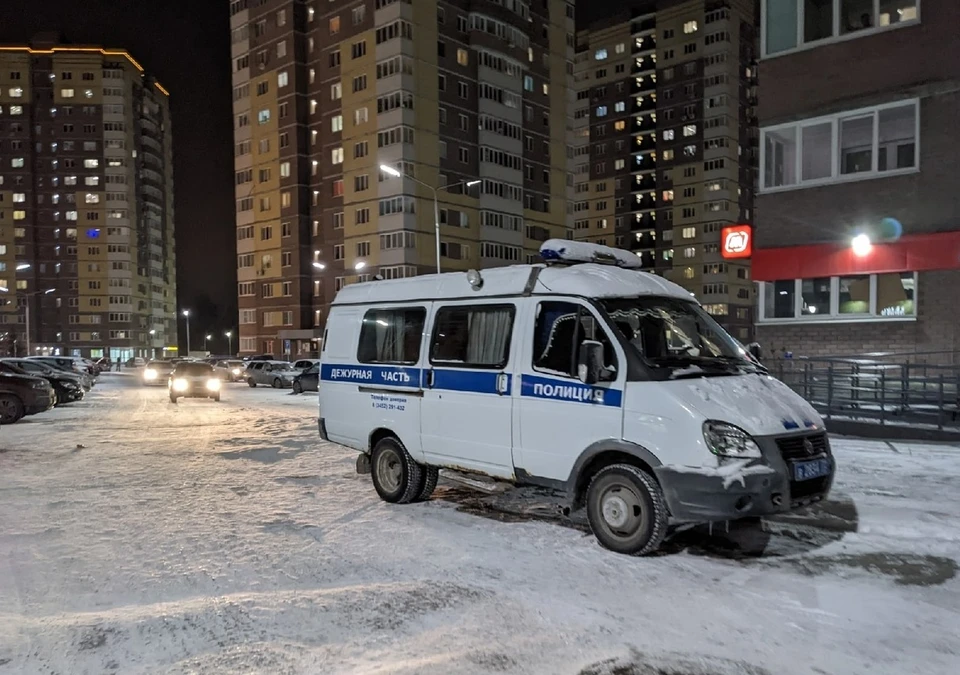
[776,433,828,460]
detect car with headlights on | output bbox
[0,372,55,424]
[168,362,221,403]
[0,359,84,405]
[142,360,175,386]
[246,360,298,388]
[214,359,247,382]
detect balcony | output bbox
[633,192,656,210]
[632,153,656,173]
[631,229,657,249]
[630,212,657,230]
[631,73,657,96]
[634,94,656,114]
[631,173,656,191]
[633,133,656,152]
[632,55,656,75]
[633,113,656,134]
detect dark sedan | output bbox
[0,372,55,424]
[292,363,319,394]
[0,359,84,405]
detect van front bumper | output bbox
[655,433,835,523]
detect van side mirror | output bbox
[745,342,762,362]
[577,340,604,385]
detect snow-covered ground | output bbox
[0,376,958,675]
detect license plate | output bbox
[793,458,831,481]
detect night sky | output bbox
[0,0,614,353]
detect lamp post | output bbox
[225,330,233,357]
[379,165,479,274]
[204,334,212,352]
[182,309,191,355]
[148,329,156,359]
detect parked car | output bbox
[292,358,321,373]
[0,359,84,405]
[246,360,298,388]
[169,361,221,403]
[244,354,275,362]
[125,357,147,368]
[213,360,247,382]
[142,360,176,386]
[0,372,55,424]
[292,363,319,394]
[26,356,95,389]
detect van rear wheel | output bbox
[585,464,668,556]
[371,437,423,504]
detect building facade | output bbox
[574,0,759,342]
[0,39,176,361]
[229,0,575,358]
[753,0,958,357]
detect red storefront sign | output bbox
[721,225,752,259]
[752,231,960,281]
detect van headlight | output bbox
[206,379,221,391]
[144,368,157,380]
[172,378,189,392]
[703,421,761,459]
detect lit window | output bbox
[595,48,608,60]
[457,49,468,66]
[663,129,675,140]
[257,108,270,124]
[12,193,25,203]
[85,193,100,204]
[683,124,697,136]
[331,115,343,132]
[61,88,75,98]
[84,159,99,168]
[596,106,607,117]
[277,71,289,87]
[331,147,343,164]
[8,87,23,98]
[683,21,698,34]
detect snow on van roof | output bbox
[332,259,693,306]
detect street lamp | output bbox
[312,261,326,270]
[379,164,480,274]
[204,334,212,352]
[182,309,191,354]
[225,330,233,357]
[1,286,56,356]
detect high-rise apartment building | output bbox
[753,0,958,357]
[574,0,758,341]
[230,0,575,358]
[0,37,176,361]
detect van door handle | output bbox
[496,372,508,395]
[426,369,435,388]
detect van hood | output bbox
[655,374,823,437]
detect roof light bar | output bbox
[539,239,644,270]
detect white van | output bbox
[318,240,834,556]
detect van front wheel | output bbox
[371,437,423,504]
[585,464,668,556]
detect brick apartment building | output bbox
[0,37,177,361]
[575,0,760,342]
[229,0,575,357]
[753,0,960,357]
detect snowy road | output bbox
[0,376,958,675]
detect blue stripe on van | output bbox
[320,364,422,388]
[430,368,510,395]
[520,374,622,407]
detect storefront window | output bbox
[876,272,915,316]
[764,279,796,318]
[801,277,831,315]
[759,273,917,322]
[838,275,870,314]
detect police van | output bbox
[318,239,834,556]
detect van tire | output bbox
[585,463,668,556]
[371,436,423,505]
[415,467,440,501]
[247,378,256,387]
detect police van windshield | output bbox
[600,297,757,377]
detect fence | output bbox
[772,352,960,430]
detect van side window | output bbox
[430,305,515,369]
[533,302,617,377]
[357,308,426,364]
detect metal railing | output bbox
[772,354,960,430]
